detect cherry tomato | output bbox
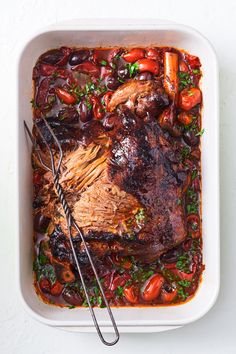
[185,54,201,69]
[107,48,123,63]
[90,96,104,120]
[179,87,202,111]
[141,274,164,301]
[50,281,64,296]
[102,91,113,110]
[55,88,76,105]
[60,268,75,283]
[161,288,178,303]
[39,278,51,293]
[72,61,100,77]
[123,48,145,63]
[110,273,131,291]
[123,285,138,304]
[104,290,114,300]
[172,264,197,281]
[179,60,189,72]
[177,112,193,125]
[146,48,159,60]
[136,58,159,75]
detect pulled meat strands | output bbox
[163,52,179,102]
[108,80,157,112]
[73,174,140,234]
[59,140,110,193]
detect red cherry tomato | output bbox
[177,112,193,126]
[123,48,145,63]
[161,288,178,303]
[90,96,104,120]
[179,60,189,73]
[107,48,123,63]
[102,91,113,110]
[185,54,201,69]
[72,61,100,77]
[123,285,138,304]
[179,87,202,111]
[50,281,64,296]
[110,273,131,291]
[55,88,76,105]
[39,278,51,293]
[136,58,159,75]
[141,274,164,301]
[146,48,159,60]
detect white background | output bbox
[1,0,235,353]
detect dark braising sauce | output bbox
[31,46,204,308]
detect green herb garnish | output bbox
[127,62,139,77]
[178,72,193,91]
[180,146,191,160]
[178,280,191,287]
[195,128,205,137]
[68,305,76,309]
[116,286,124,296]
[191,169,198,180]
[178,287,189,301]
[176,255,191,273]
[100,60,107,66]
[30,99,38,109]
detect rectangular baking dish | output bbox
[17,19,219,333]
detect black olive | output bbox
[34,213,50,233]
[69,50,90,66]
[77,100,93,123]
[39,49,64,65]
[136,71,153,80]
[183,130,200,146]
[62,287,83,306]
[105,75,120,90]
[117,66,129,80]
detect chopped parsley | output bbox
[30,99,38,109]
[176,255,191,274]
[192,69,200,75]
[135,208,146,223]
[178,287,189,301]
[127,62,139,77]
[178,280,191,287]
[191,169,198,180]
[195,128,205,137]
[68,305,75,309]
[116,286,124,296]
[180,146,191,160]
[178,72,193,91]
[100,60,107,66]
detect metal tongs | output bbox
[24,118,119,346]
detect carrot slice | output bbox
[163,52,179,102]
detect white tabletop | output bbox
[1,0,235,353]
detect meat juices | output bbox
[32,46,203,307]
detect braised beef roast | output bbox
[34,80,187,263]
